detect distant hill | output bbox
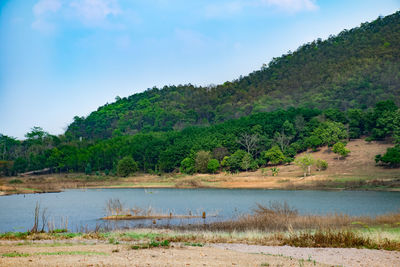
[66,11,400,140]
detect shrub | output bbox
[263,146,285,165]
[207,159,220,173]
[378,146,400,167]
[365,136,374,143]
[195,151,211,173]
[117,156,138,177]
[315,159,328,171]
[85,163,92,175]
[332,142,350,159]
[271,167,279,176]
[180,157,195,174]
[226,150,246,172]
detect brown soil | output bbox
[0,241,328,267]
[1,139,399,196]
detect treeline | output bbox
[1,101,399,176]
[66,12,400,140]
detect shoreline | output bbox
[1,179,400,197]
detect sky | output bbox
[0,0,399,139]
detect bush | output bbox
[332,142,350,159]
[226,150,246,172]
[271,167,279,176]
[117,156,138,177]
[315,159,328,171]
[195,151,211,173]
[180,157,195,174]
[207,159,220,173]
[378,146,400,167]
[85,163,92,175]
[263,146,285,165]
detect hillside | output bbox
[66,12,400,140]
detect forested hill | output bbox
[66,11,400,140]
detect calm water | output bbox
[0,188,400,233]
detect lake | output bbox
[1,188,400,233]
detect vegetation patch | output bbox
[8,179,23,184]
[281,229,400,251]
[131,240,170,250]
[2,252,30,257]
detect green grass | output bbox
[16,241,88,247]
[2,252,30,257]
[120,232,163,240]
[2,251,108,257]
[37,251,108,256]
[54,232,82,238]
[0,232,30,239]
[131,240,170,250]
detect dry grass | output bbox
[279,229,400,251]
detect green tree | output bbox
[240,153,253,171]
[85,163,92,175]
[180,157,195,174]
[305,135,322,151]
[117,156,138,177]
[263,146,285,165]
[312,121,348,146]
[207,159,220,173]
[332,142,350,159]
[393,110,400,144]
[378,146,400,167]
[195,151,211,173]
[226,150,247,172]
[294,154,315,177]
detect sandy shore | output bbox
[1,240,399,266]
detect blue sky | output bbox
[1,0,399,139]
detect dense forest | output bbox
[1,100,399,176]
[1,12,400,176]
[65,12,400,140]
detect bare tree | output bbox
[237,133,260,157]
[273,131,293,153]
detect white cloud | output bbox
[32,0,61,33]
[31,18,56,33]
[259,0,318,12]
[205,1,244,18]
[70,0,121,25]
[204,0,318,18]
[33,0,61,16]
[32,0,122,32]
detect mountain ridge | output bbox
[66,11,400,140]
